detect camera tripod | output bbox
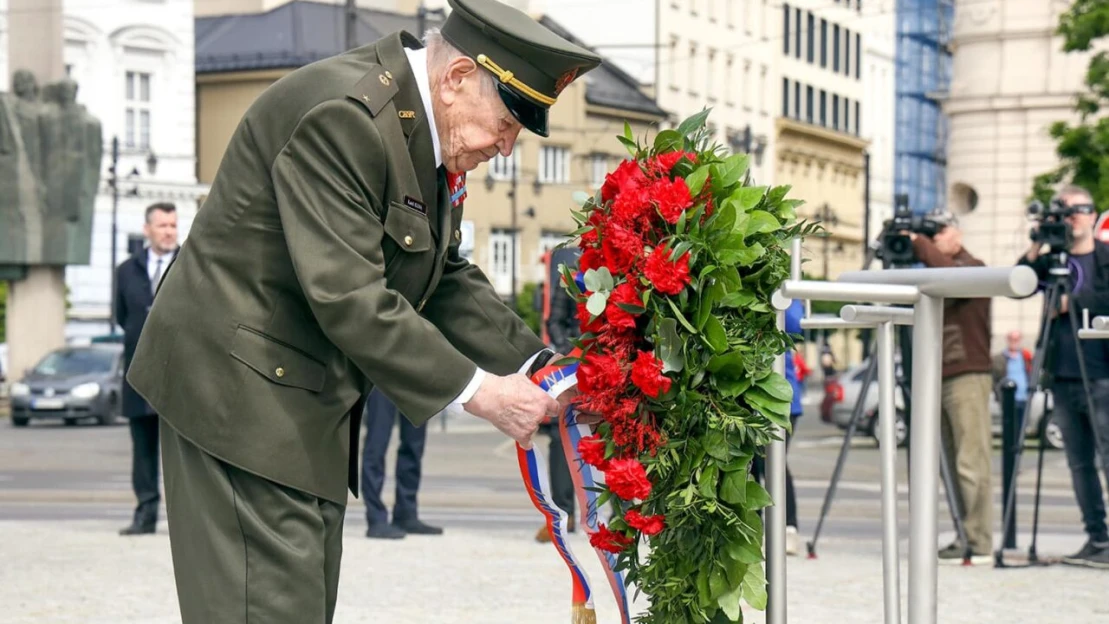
[805,244,972,561]
[994,254,1097,568]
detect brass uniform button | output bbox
[384,70,394,80]
[404,235,414,246]
[275,367,285,378]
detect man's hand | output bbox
[463,373,560,449]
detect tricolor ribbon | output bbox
[518,357,632,624]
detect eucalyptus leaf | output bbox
[657,318,684,373]
[741,565,768,611]
[571,190,591,207]
[586,291,608,316]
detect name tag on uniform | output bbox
[403,195,427,215]
[447,172,467,208]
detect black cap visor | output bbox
[496,83,549,137]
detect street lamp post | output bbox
[108,136,120,333]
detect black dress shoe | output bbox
[119,523,156,536]
[394,518,443,535]
[366,523,406,540]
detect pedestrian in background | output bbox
[115,202,178,536]
[992,329,1031,418]
[360,388,442,539]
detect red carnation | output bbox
[577,435,609,470]
[650,177,694,224]
[590,523,634,553]
[606,458,653,501]
[577,352,626,398]
[625,509,666,536]
[601,222,645,275]
[579,247,604,274]
[612,185,653,229]
[647,151,696,178]
[601,159,647,204]
[642,246,691,296]
[576,301,604,335]
[631,350,672,399]
[605,281,642,331]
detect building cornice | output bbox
[585,103,668,124]
[942,92,1080,115]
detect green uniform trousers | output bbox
[160,419,346,623]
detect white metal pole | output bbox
[876,319,902,624]
[908,294,943,624]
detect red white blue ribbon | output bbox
[518,358,632,624]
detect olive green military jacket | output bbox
[127,32,546,505]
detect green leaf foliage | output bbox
[559,106,806,624]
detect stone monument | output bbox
[0,71,102,266]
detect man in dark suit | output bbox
[124,0,601,620]
[114,202,178,536]
[361,387,441,539]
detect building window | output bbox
[844,98,851,134]
[794,7,802,59]
[820,19,828,68]
[806,12,815,64]
[783,4,790,56]
[590,154,609,188]
[854,101,861,135]
[125,71,151,149]
[538,145,570,184]
[725,54,735,105]
[536,231,565,281]
[742,60,752,110]
[833,25,840,73]
[845,28,852,77]
[688,42,698,94]
[488,152,519,181]
[819,90,826,127]
[856,32,862,79]
[760,64,768,114]
[488,228,518,295]
[782,78,790,117]
[794,81,801,118]
[832,95,840,131]
[706,48,716,101]
[806,85,814,124]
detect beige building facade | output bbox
[945,0,1096,349]
[195,2,667,302]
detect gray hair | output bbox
[423,28,498,98]
[1058,184,1094,205]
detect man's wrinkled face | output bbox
[144,209,178,255]
[1062,195,1096,242]
[932,225,962,256]
[435,58,523,173]
[1007,331,1021,351]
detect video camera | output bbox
[1026,197,1075,253]
[877,195,945,266]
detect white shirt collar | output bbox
[403,46,442,168]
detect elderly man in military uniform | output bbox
[125,0,601,621]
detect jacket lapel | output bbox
[376,33,441,244]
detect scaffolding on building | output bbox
[895,0,954,215]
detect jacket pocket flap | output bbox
[230,326,326,392]
[383,201,432,253]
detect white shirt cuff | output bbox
[449,367,487,408]
[517,350,546,375]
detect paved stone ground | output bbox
[2,520,1106,624]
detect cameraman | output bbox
[1019,184,1109,569]
[905,214,995,564]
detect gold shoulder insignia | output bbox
[398,110,417,119]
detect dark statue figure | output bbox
[0,69,103,266]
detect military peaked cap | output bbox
[441,0,602,137]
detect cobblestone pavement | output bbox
[2,520,1105,624]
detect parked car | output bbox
[8,344,124,427]
[823,358,1062,450]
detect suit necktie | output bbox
[151,257,163,296]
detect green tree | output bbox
[1032,0,1109,206]
[514,282,542,336]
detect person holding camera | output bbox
[1019,184,1109,569]
[905,213,995,564]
